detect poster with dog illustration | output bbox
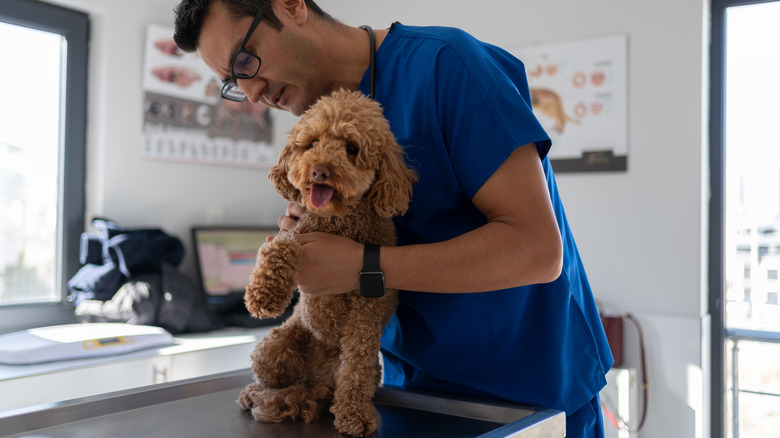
[141,24,274,168]
[513,34,628,172]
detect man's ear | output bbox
[278,0,307,25]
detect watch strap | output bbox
[359,244,385,297]
[362,243,381,272]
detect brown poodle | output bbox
[237,89,417,437]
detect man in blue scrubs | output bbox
[174,1,613,436]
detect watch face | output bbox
[359,272,385,297]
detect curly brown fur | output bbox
[239,89,417,437]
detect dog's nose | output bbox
[311,164,331,183]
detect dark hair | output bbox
[173,0,332,52]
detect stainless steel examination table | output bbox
[0,370,564,437]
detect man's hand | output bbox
[295,232,363,297]
[266,203,304,243]
[274,203,362,296]
[279,203,305,233]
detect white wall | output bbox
[46,1,712,437]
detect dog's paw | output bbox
[237,383,264,410]
[241,385,327,424]
[244,282,292,318]
[331,402,379,437]
[244,238,302,318]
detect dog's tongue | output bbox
[310,184,335,208]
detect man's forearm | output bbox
[382,221,562,294]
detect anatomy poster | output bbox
[141,24,274,168]
[512,34,628,172]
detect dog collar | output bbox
[359,244,385,297]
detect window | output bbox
[0,0,88,333]
[711,1,780,437]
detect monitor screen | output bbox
[191,227,275,297]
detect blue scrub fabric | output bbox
[361,23,613,435]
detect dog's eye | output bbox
[346,142,359,156]
[305,142,315,150]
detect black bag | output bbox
[68,218,185,304]
[68,218,215,333]
[75,263,215,334]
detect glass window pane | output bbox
[724,2,780,332]
[0,22,63,305]
[723,2,780,437]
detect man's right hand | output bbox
[279,202,304,232]
[264,203,303,243]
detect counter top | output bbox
[0,370,565,438]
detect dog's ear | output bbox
[368,137,418,218]
[268,145,301,203]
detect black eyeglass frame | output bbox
[220,0,265,102]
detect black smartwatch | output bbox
[359,244,385,297]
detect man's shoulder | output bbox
[388,22,478,50]
[389,23,520,72]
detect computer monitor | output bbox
[191,226,294,327]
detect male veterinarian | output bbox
[173,1,614,436]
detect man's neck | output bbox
[314,21,389,93]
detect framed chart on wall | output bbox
[141,24,275,168]
[512,34,628,172]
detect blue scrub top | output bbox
[362,23,613,415]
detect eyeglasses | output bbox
[221,0,265,102]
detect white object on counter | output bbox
[0,323,174,365]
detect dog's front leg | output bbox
[244,235,301,318]
[329,312,384,437]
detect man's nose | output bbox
[236,76,263,103]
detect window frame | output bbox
[0,0,88,333]
[710,1,780,437]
